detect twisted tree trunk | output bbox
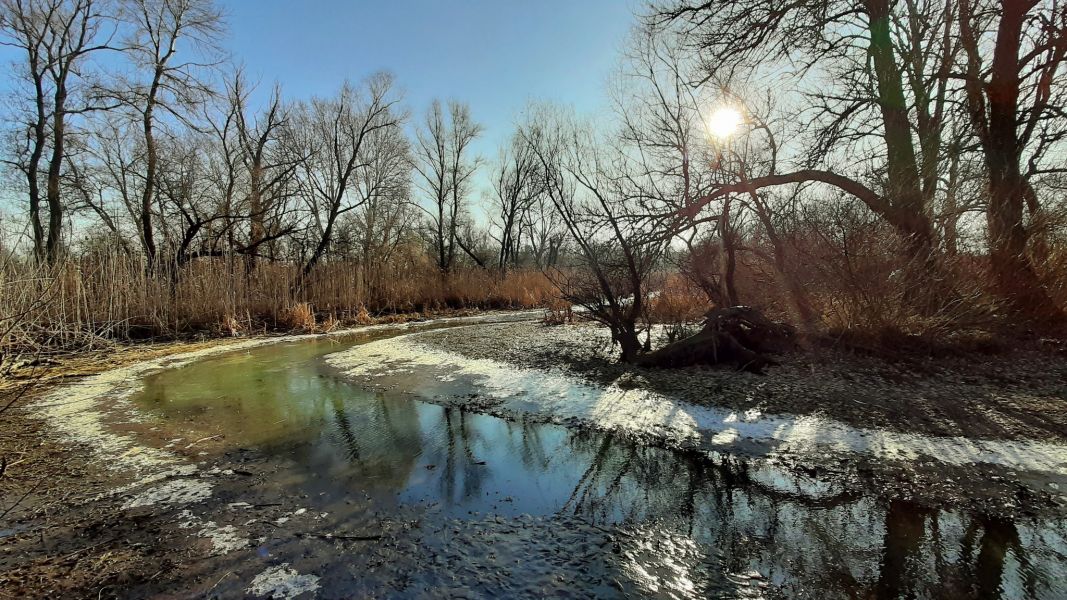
[636,307,795,373]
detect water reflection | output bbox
[134,333,1067,599]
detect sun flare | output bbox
[707,107,743,139]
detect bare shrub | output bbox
[541,297,573,326]
[647,273,707,342]
[354,305,373,325]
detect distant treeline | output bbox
[2,0,1066,365]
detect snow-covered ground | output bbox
[327,328,1067,476]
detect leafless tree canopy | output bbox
[2,0,1067,364]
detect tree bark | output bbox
[27,70,47,262]
[44,81,67,262]
[614,322,643,363]
[140,76,160,268]
[985,0,1060,321]
[962,0,1063,322]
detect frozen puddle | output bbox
[328,331,1067,475]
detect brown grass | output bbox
[0,252,558,368]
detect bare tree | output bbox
[522,106,668,362]
[289,74,404,278]
[346,108,411,293]
[122,0,223,266]
[489,131,543,272]
[0,0,116,261]
[958,0,1067,321]
[651,0,951,305]
[227,71,298,262]
[523,191,566,269]
[413,99,482,272]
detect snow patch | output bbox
[122,478,212,509]
[248,564,320,599]
[177,509,249,555]
[328,332,1067,475]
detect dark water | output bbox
[133,325,1067,599]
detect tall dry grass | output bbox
[0,251,557,369]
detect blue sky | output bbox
[0,1,640,212]
[224,0,639,182]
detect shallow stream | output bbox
[130,321,1066,599]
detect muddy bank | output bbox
[8,403,784,599]
[414,322,1067,444]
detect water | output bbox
[132,325,1067,599]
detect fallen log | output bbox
[636,306,795,373]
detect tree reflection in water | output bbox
[134,335,1066,599]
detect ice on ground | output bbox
[177,509,248,555]
[122,478,213,509]
[328,331,1067,475]
[248,564,321,599]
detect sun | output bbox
[707,107,743,139]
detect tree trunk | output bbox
[865,0,945,310]
[27,73,47,262]
[614,322,643,363]
[44,86,67,263]
[981,0,1062,322]
[719,196,740,306]
[248,162,265,267]
[635,307,794,373]
[141,72,163,269]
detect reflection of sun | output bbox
[707,107,743,139]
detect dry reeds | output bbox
[0,250,557,366]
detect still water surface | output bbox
[133,325,1067,599]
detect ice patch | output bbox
[248,564,320,599]
[177,509,249,555]
[122,478,212,509]
[328,332,1067,475]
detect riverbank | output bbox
[327,320,1067,516]
[413,321,1067,443]
[3,311,1066,598]
[0,310,536,598]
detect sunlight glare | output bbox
[707,107,743,139]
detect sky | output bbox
[222,0,639,193]
[0,0,641,215]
